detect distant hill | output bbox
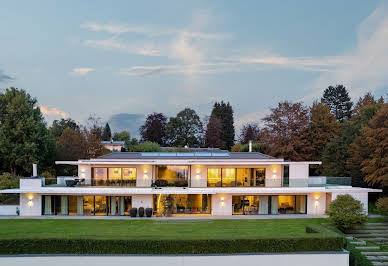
[108,113,144,139]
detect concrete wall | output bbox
[20,193,41,216]
[20,178,43,188]
[331,191,369,215]
[190,164,207,187]
[78,165,92,185]
[289,164,309,187]
[0,205,19,215]
[136,164,152,187]
[0,253,349,266]
[132,195,153,209]
[212,194,232,216]
[307,193,327,215]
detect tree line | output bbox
[0,86,386,191]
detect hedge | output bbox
[0,226,343,254]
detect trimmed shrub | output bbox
[327,194,367,231]
[145,208,152,217]
[138,207,145,217]
[376,197,388,216]
[129,208,137,217]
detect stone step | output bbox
[352,233,388,237]
[357,238,388,242]
[345,236,354,240]
[372,261,388,266]
[350,241,366,245]
[355,246,380,250]
[347,230,388,234]
[366,256,388,261]
[367,223,388,226]
[362,252,388,256]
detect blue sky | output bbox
[1,1,387,136]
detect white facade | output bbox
[0,151,381,217]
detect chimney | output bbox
[32,164,38,177]
[249,140,252,152]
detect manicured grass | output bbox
[0,218,329,240]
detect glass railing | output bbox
[153,178,188,187]
[43,177,136,187]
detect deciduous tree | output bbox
[139,112,167,145]
[50,118,79,140]
[239,123,261,144]
[262,101,311,161]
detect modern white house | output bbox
[101,140,126,152]
[0,148,381,217]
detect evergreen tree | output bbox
[262,101,311,161]
[102,123,112,141]
[210,101,235,150]
[308,102,341,174]
[361,103,388,187]
[205,114,224,148]
[166,108,203,147]
[139,112,167,145]
[321,85,353,122]
[0,87,56,175]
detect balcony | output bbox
[44,177,136,187]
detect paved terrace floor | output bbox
[0,214,328,220]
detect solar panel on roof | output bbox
[212,153,230,157]
[176,153,195,156]
[195,153,212,157]
[141,153,159,156]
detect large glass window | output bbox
[83,196,94,215]
[155,165,188,187]
[236,168,250,187]
[232,196,259,215]
[92,167,136,186]
[94,196,107,215]
[154,194,211,215]
[222,168,236,187]
[68,196,78,215]
[207,168,221,187]
[278,195,296,214]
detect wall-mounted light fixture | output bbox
[28,199,33,207]
[196,169,200,179]
[144,169,148,178]
[221,197,225,207]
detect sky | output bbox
[1,1,387,137]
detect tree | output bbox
[204,114,224,148]
[102,123,112,141]
[308,102,341,174]
[50,118,79,139]
[361,103,388,187]
[321,85,353,122]
[56,128,87,161]
[139,112,167,145]
[210,101,235,150]
[231,142,268,153]
[239,123,261,144]
[352,92,376,118]
[262,101,311,161]
[166,108,203,147]
[0,87,56,176]
[127,141,161,152]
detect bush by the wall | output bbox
[138,207,144,217]
[129,208,137,217]
[145,208,152,217]
[376,197,388,216]
[327,194,367,231]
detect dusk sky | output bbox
[1,1,387,137]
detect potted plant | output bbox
[138,207,145,217]
[145,208,152,217]
[129,207,137,217]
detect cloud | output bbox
[302,4,388,101]
[0,70,13,82]
[38,105,68,119]
[70,68,95,76]
[84,39,161,56]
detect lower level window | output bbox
[42,195,132,216]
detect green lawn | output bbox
[0,218,328,240]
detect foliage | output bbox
[0,87,56,176]
[50,118,79,140]
[362,103,388,187]
[210,101,235,150]
[0,173,19,203]
[231,142,268,153]
[204,114,224,148]
[376,197,388,216]
[102,123,111,141]
[321,84,353,122]
[308,102,341,174]
[56,128,86,160]
[327,194,367,231]
[352,92,377,119]
[166,108,203,147]
[140,112,167,145]
[262,101,311,161]
[239,123,262,144]
[127,141,161,152]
